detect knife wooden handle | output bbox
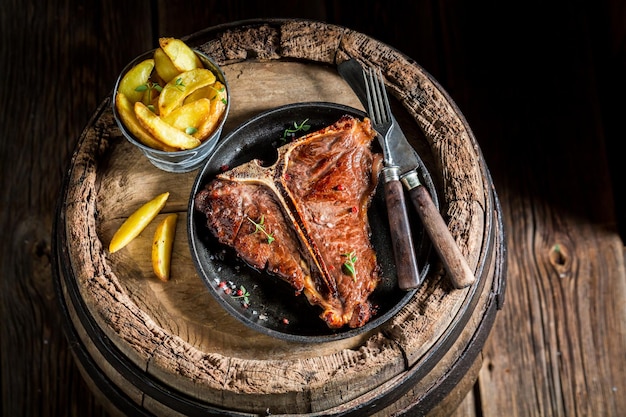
[407,184,475,289]
[383,177,421,290]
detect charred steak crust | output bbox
[194,115,383,329]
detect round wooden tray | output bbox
[53,19,506,416]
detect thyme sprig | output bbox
[341,251,358,281]
[174,77,185,91]
[220,93,227,105]
[210,84,228,105]
[135,81,163,112]
[280,119,311,144]
[134,81,163,94]
[247,215,275,244]
[232,285,251,304]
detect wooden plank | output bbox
[433,1,626,416]
[0,2,154,417]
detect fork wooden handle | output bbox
[406,182,475,289]
[383,168,421,290]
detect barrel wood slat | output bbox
[55,19,505,416]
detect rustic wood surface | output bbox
[53,13,507,412]
[2,1,625,416]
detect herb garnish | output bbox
[135,81,163,110]
[216,85,228,104]
[218,281,251,307]
[135,81,163,94]
[280,119,311,144]
[174,77,185,91]
[247,215,275,244]
[232,285,251,304]
[185,127,198,135]
[341,251,357,280]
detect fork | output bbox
[364,67,421,290]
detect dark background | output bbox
[2,1,625,416]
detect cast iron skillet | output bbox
[188,102,438,343]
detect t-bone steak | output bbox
[194,115,384,328]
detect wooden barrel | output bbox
[53,19,506,416]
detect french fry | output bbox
[115,92,176,152]
[152,213,178,281]
[118,59,154,104]
[159,37,202,72]
[109,192,170,253]
[157,68,216,117]
[134,101,201,150]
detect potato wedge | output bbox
[134,102,201,150]
[157,68,216,117]
[183,85,213,104]
[159,37,202,72]
[153,47,180,84]
[115,92,176,152]
[152,213,178,281]
[118,59,155,103]
[109,192,170,253]
[193,82,227,140]
[162,98,211,133]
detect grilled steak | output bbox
[194,115,383,328]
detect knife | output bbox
[338,59,475,289]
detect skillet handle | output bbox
[402,171,475,289]
[382,167,421,290]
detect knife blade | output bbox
[338,59,475,289]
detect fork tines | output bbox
[363,67,392,125]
